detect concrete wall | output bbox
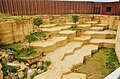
[0,18,34,44]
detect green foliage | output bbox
[2,43,21,52]
[30,73,37,79]
[37,65,47,71]
[105,48,120,71]
[72,15,79,24]
[70,26,84,31]
[0,13,29,19]
[33,18,42,26]
[24,34,36,44]
[99,48,120,72]
[34,31,46,37]
[1,65,18,76]
[44,60,51,66]
[91,16,97,21]
[37,60,51,73]
[18,48,37,57]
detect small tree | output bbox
[33,18,42,31]
[72,15,79,27]
[24,34,36,48]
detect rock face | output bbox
[0,19,34,44]
[115,21,120,62]
[0,64,3,79]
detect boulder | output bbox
[37,62,42,68]
[31,64,37,69]
[18,71,25,79]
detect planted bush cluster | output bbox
[33,18,42,26]
[33,31,46,38]
[1,64,18,76]
[18,48,37,57]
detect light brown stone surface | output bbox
[83,30,116,39]
[0,19,34,44]
[74,35,91,44]
[59,30,76,42]
[34,42,84,79]
[30,36,67,53]
[77,24,91,30]
[84,21,99,26]
[40,24,56,28]
[41,26,71,36]
[90,27,104,31]
[64,22,79,26]
[90,39,115,48]
[62,73,86,79]
[115,21,120,62]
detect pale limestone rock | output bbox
[0,64,3,79]
[37,62,42,68]
[31,64,37,69]
[18,71,25,79]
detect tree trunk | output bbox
[28,42,31,49]
[75,22,77,28]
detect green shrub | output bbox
[105,49,120,71]
[18,48,37,57]
[44,60,51,66]
[33,18,42,26]
[30,73,37,79]
[72,15,79,26]
[0,43,21,52]
[2,65,18,76]
[34,31,46,37]
[24,34,36,48]
[100,48,120,72]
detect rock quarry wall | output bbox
[115,18,120,62]
[0,19,34,44]
[94,15,119,30]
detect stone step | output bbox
[62,73,86,79]
[74,35,91,44]
[40,24,57,28]
[90,27,104,31]
[77,24,91,30]
[90,39,115,48]
[45,42,83,62]
[84,21,99,26]
[64,22,79,26]
[63,44,98,66]
[97,24,109,29]
[34,42,83,79]
[30,36,67,53]
[83,30,116,39]
[59,30,76,42]
[41,26,71,36]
